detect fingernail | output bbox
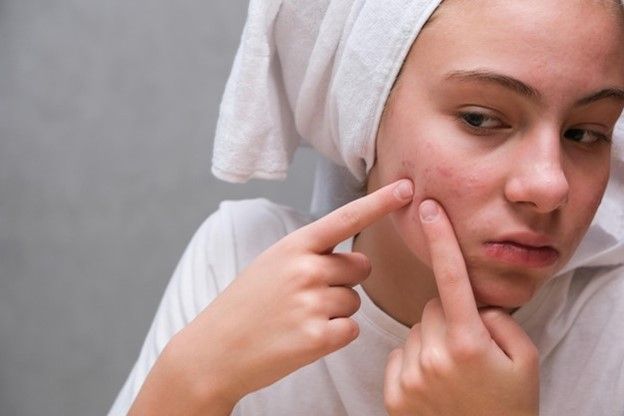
[393,180,413,200]
[419,200,439,222]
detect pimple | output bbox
[435,165,455,179]
[432,165,491,198]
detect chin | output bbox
[469,268,542,309]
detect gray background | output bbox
[0,1,317,415]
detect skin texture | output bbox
[356,0,624,325]
[128,1,624,415]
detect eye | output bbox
[563,128,610,144]
[459,111,506,129]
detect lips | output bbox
[483,234,559,268]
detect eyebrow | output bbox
[576,88,624,106]
[444,69,624,106]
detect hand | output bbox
[383,200,539,416]
[131,179,414,415]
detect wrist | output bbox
[163,332,241,414]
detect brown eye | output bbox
[463,113,486,127]
[460,112,504,129]
[563,128,608,144]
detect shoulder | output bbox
[199,198,314,274]
[517,263,624,358]
[547,264,624,349]
[219,198,313,239]
[572,264,624,312]
[538,264,624,414]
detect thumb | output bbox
[480,308,539,371]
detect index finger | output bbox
[300,179,414,253]
[418,199,482,330]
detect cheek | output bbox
[391,153,495,265]
[566,174,609,245]
[423,165,491,200]
[397,137,494,199]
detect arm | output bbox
[108,212,230,416]
[117,180,415,415]
[127,337,235,416]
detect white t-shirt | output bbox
[109,199,624,415]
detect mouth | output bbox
[483,236,559,268]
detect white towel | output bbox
[212,0,443,183]
[211,0,624,269]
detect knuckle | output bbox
[419,348,450,376]
[448,336,486,362]
[336,208,363,231]
[301,321,329,351]
[274,233,301,252]
[479,307,506,323]
[296,291,323,314]
[422,297,442,317]
[399,368,425,394]
[437,265,462,286]
[292,257,322,285]
[384,392,405,414]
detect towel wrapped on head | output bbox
[212,0,443,183]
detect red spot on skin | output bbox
[436,165,454,178]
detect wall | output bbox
[0,1,317,414]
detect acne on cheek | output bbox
[420,164,490,200]
[398,160,472,225]
[391,165,487,271]
[401,160,417,175]
[397,150,490,220]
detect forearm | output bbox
[128,339,237,416]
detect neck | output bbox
[352,214,439,327]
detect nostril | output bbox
[504,167,569,213]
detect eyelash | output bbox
[562,129,611,144]
[457,111,612,144]
[457,111,507,133]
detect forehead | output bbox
[432,0,623,26]
[416,0,624,92]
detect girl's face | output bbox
[370,0,624,308]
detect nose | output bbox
[504,131,569,213]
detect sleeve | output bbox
[107,208,236,416]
